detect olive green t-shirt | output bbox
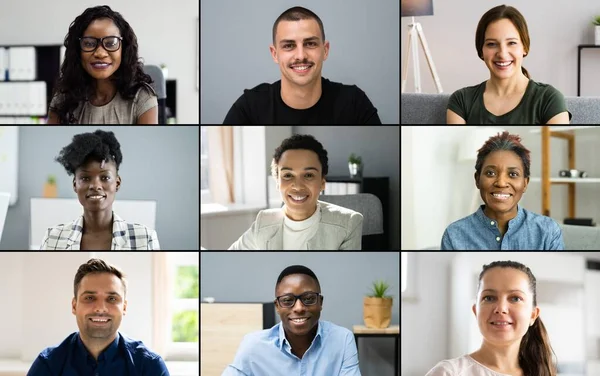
[447,79,571,124]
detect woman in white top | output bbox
[426,261,556,376]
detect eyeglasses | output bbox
[79,36,123,52]
[275,292,321,308]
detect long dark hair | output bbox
[51,5,153,123]
[477,261,556,376]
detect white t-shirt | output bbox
[282,203,321,250]
[425,355,513,376]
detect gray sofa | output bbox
[401,93,600,124]
[421,224,600,250]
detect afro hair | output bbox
[56,129,123,176]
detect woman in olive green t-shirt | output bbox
[447,5,570,124]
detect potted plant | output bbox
[593,16,600,45]
[363,280,393,329]
[43,175,57,198]
[348,153,363,178]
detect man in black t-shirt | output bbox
[223,6,381,124]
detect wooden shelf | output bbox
[536,126,600,217]
[530,177,600,183]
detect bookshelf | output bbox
[529,126,600,218]
[0,44,62,123]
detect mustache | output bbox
[289,61,314,67]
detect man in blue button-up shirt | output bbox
[222,265,361,376]
[27,258,169,376]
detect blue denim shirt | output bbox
[222,320,361,376]
[27,332,169,376]
[441,204,564,250]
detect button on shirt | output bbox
[222,320,361,376]
[27,332,169,376]
[441,204,564,250]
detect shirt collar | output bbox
[65,211,128,249]
[277,320,323,351]
[475,204,525,229]
[76,332,120,363]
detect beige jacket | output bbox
[228,200,363,250]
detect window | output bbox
[201,126,211,203]
[166,253,199,360]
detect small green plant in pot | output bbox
[363,280,393,329]
[43,174,58,198]
[348,153,363,178]
[593,16,600,45]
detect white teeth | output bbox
[290,195,307,201]
[492,193,510,198]
[495,61,512,67]
[292,65,310,71]
[89,196,104,199]
[91,318,108,322]
[292,318,308,322]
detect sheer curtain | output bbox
[207,126,234,204]
[152,252,172,357]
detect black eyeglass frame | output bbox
[79,36,124,52]
[275,292,323,308]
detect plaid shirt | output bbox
[40,212,160,250]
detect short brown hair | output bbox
[272,6,325,45]
[73,258,127,299]
[475,5,531,79]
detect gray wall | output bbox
[401,0,600,97]
[0,0,199,123]
[292,126,400,250]
[0,126,199,250]
[201,251,400,376]
[201,0,400,124]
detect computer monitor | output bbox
[0,192,10,243]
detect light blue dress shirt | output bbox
[222,320,361,376]
[441,204,564,250]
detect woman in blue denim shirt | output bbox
[441,131,564,250]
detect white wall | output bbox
[401,0,600,97]
[0,0,199,123]
[0,252,153,362]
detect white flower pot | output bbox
[595,25,600,45]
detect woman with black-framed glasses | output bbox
[47,5,158,124]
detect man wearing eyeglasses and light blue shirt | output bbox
[222,265,361,376]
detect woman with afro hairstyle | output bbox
[40,130,160,250]
[47,5,158,124]
[441,131,563,250]
[228,134,363,250]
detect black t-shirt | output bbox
[223,77,382,124]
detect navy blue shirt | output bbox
[27,332,170,376]
[441,204,564,250]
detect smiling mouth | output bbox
[490,192,512,201]
[89,318,111,324]
[288,194,309,204]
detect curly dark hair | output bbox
[56,129,123,176]
[74,258,127,299]
[270,134,329,180]
[51,5,153,123]
[475,131,531,179]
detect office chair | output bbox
[143,65,167,124]
[319,193,385,250]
